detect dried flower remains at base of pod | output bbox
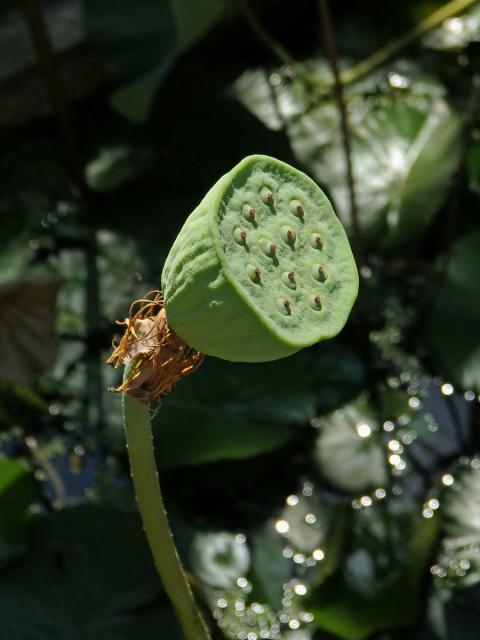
[107,290,204,404]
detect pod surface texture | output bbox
[162,155,358,362]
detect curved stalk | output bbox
[122,394,211,640]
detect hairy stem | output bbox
[123,394,211,640]
[340,0,478,86]
[318,0,363,260]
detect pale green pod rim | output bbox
[163,154,359,361]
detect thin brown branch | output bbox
[317,0,363,261]
[19,0,104,432]
[18,0,85,192]
[239,0,327,90]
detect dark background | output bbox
[1,1,480,638]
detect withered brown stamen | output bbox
[107,290,203,404]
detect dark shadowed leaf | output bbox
[251,522,292,609]
[0,457,37,569]
[310,343,366,413]
[426,232,480,392]
[467,137,480,194]
[85,0,232,121]
[0,278,62,386]
[428,584,480,640]
[85,145,154,193]
[311,506,439,640]
[434,460,480,591]
[0,505,183,639]
[313,398,388,493]
[154,355,315,468]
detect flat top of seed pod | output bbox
[211,154,358,349]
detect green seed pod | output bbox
[161,155,358,362]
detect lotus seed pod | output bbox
[161,155,358,362]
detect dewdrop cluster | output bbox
[212,578,314,640]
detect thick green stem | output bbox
[122,394,211,640]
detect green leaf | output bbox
[191,531,251,589]
[110,59,175,122]
[279,492,331,553]
[85,145,154,192]
[311,506,439,640]
[234,63,463,252]
[154,355,315,468]
[423,6,480,51]
[0,505,183,639]
[276,490,348,589]
[443,462,480,540]
[433,536,480,591]
[84,0,177,80]
[251,523,291,609]
[0,278,62,387]
[85,0,232,121]
[172,0,232,52]
[0,457,37,569]
[426,232,480,392]
[289,96,462,253]
[313,398,388,494]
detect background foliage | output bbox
[1,0,480,638]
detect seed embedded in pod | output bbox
[234,228,248,245]
[290,200,304,217]
[161,153,359,363]
[282,271,297,289]
[311,233,323,250]
[259,238,277,257]
[276,298,292,315]
[311,264,327,282]
[242,205,256,222]
[247,264,262,283]
[281,226,296,245]
[260,187,274,205]
[309,294,322,310]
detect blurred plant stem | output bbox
[85,228,104,433]
[239,0,328,89]
[19,0,83,189]
[340,0,479,85]
[19,0,104,435]
[24,436,67,508]
[123,394,212,640]
[318,0,363,262]
[241,0,477,92]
